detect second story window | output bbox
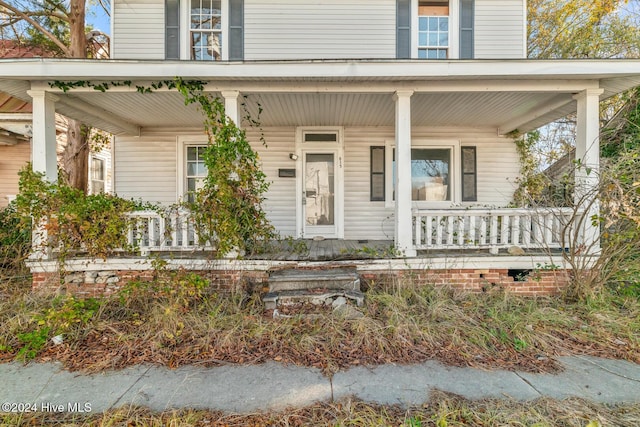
[418,1,449,59]
[190,0,222,61]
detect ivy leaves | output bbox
[44,77,275,258]
[174,78,275,257]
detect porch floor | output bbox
[247,239,396,261]
[243,239,559,262]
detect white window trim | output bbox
[412,0,459,59]
[384,138,461,208]
[180,0,229,61]
[177,135,209,202]
[295,126,345,239]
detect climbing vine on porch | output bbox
[48,77,275,258]
[510,130,550,206]
[172,78,276,257]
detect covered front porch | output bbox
[2,59,639,264]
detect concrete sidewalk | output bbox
[1,356,640,415]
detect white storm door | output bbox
[302,151,338,238]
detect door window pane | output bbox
[305,153,335,226]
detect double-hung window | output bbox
[418,2,449,59]
[166,0,244,61]
[397,0,473,59]
[90,157,105,194]
[185,145,208,203]
[190,0,222,61]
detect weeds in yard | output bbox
[2,394,639,426]
[0,271,639,373]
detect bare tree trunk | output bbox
[63,120,89,191]
[65,0,90,192]
[68,0,87,58]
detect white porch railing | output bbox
[125,208,579,256]
[126,209,215,254]
[413,208,579,252]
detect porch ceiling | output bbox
[57,90,565,132]
[1,58,640,135]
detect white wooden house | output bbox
[1,0,640,294]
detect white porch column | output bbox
[221,90,241,127]
[573,88,604,254]
[394,90,416,257]
[27,90,58,183]
[26,89,58,260]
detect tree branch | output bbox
[0,0,70,55]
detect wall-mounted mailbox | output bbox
[279,168,296,178]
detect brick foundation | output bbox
[32,269,269,297]
[359,268,571,296]
[32,265,571,297]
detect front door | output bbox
[303,151,338,238]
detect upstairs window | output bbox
[190,0,222,61]
[418,2,449,59]
[166,0,243,61]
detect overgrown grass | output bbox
[2,393,639,426]
[0,270,638,374]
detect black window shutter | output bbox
[397,0,411,59]
[165,0,180,60]
[461,146,477,201]
[460,0,474,59]
[229,0,244,60]
[370,146,386,201]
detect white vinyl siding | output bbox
[113,132,178,204]
[474,0,525,58]
[112,0,165,59]
[246,128,297,237]
[243,0,396,60]
[0,142,30,208]
[113,127,518,240]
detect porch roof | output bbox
[1,58,639,135]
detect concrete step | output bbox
[267,267,360,293]
[263,289,365,311]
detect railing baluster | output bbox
[501,214,509,245]
[543,213,552,245]
[148,217,156,248]
[414,215,422,247]
[522,214,531,246]
[425,216,433,247]
[180,210,189,248]
[446,216,454,246]
[490,215,498,248]
[512,215,520,245]
[170,213,178,248]
[436,216,444,248]
[457,216,465,246]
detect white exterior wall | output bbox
[242,0,397,60]
[110,0,526,61]
[112,0,165,60]
[246,128,297,237]
[114,127,518,240]
[0,142,30,208]
[113,131,177,204]
[474,0,526,58]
